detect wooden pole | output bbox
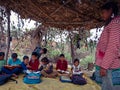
[0,8,3,49]
[5,9,11,61]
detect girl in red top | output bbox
[56,54,68,72]
[27,52,40,71]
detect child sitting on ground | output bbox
[20,56,29,73]
[56,54,68,74]
[39,57,57,78]
[70,59,86,85]
[2,53,21,78]
[71,58,83,75]
[0,52,6,73]
[27,52,40,71]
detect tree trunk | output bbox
[5,9,11,61]
[44,31,47,47]
[69,32,75,63]
[0,18,2,49]
[60,31,64,53]
[0,8,3,49]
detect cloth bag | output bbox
[23,72,41,84]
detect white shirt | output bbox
[72,65,82,75]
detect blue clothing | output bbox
[1,58,22,75]
[102,70,120,90]
[1,67,22,75]
[20,62,27,70]
[34,47,42,59]
[8,58,21,66]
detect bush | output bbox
[64,52,72,61]
[47,49,72,62]
[48,49,61,59]
[80,54,95,68]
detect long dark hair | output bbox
[101,2,119,26]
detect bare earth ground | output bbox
[0,72,101,90]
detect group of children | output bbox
[0,51,82,78]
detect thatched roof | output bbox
[0,0,120,29]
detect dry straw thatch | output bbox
[0,0,120,29]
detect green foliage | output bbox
[64,52,72,61]
[76,45,87,53]
[47,48,72,61]
[80,54,95,68]
[48,49,61,59]
[73,34,79,44]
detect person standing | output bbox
[95,2,120,90]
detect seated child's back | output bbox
[39,57,57,78]
[39,57,53,74]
